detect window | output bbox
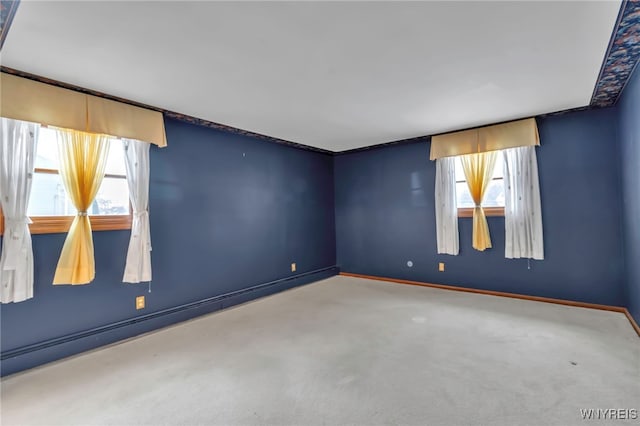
[1,127,132,234]
[454,154,505,217]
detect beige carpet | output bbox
[2,275,639,426]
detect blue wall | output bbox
[2,88,636,376]
[335,108,626,306]
[618,65,640,325]
[0,118,337,374]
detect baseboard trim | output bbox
[340,272,640,338]
[1,266,338,376]
[623,309,640,338]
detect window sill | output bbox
[1,215,132,235]
[458,207,505,218]
[29,215,132,234]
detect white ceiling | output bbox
[2,1,621,152]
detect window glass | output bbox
[34,127,58,169]
[28,127,129,217]
[104,140,126,176]
[29,172,74,216]
[455,154,505,208]
[95,177,129,215]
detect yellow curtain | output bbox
[53,129,110,285]
[460,151,498,251]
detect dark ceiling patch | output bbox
[0,0,20,51]
[591,0,640,107]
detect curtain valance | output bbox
[430,118,539,160]
[1,73,167,147]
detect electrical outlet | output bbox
[136,296,145,310]
[291,263,296,272]
[438,262,445,272]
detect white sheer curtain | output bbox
[0,118,39,303]
[503,146,544,260]
[435,157,459,255]
[122,139,152,283]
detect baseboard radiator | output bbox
[1,266,338,377]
